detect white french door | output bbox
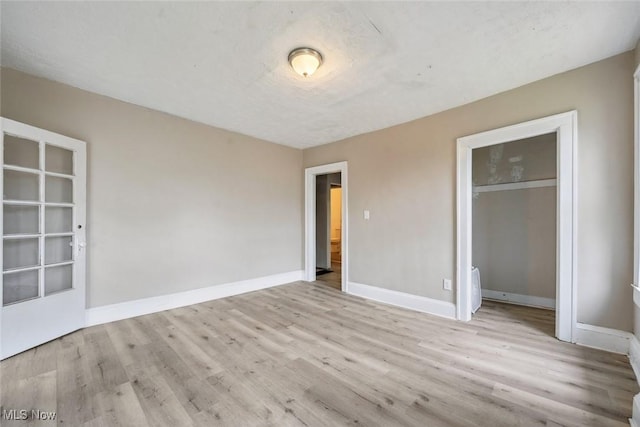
[0,118,86,360]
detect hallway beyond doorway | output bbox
[315,261,341,290]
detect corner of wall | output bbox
[86,270,304,327]
[574,323,632,354]
[347,281,456,320]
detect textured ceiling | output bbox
[1,2,639,149]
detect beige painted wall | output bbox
[473,187,556,300]
[472,135,556,301]
[1,68,303,308]
[303,51,635,331]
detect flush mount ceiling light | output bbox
[288,47,323,77]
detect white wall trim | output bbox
[86,270,303,327]
[634,64,640,301]
[482,289,555,310]
[628,61,640,427]
[631,394,640,427]
[631,334,640,427]
[456,111,577,344]
[629,335,640,427]
[633,285,640,308]
[348,281,456,320]
[305,161,348,292]
[573,322,632,355]
[631,336,640,427]
[629,335,640,379]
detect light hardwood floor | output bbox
[1,282,637,426]
[316,261,341,290]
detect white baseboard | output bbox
[631,393,640,427]
[574,322,632,355]
[630,335,640,378]
[86,270,304,327]
[482,289,556,309]
[347,281,456,320]
[634,287,640,308]
[630,336,640,427]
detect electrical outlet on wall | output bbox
[443,279,452,291]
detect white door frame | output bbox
[456,111,577,343]
[634,64,640,300]
[305,161,348,291]
[631,63,640,427]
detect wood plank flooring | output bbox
[316,261,341,290]
[1,282,637,426]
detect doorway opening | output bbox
[305,162,348,292]
[457,111,577,343]
[314,174,342,289]
[471,133,558,337]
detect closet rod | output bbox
[474,178,557,193]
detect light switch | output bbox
[364,210,370,220]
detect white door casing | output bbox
[305,162,348,292]
[456,111,577,342]
[0,118,87,360]
[634,64,640,301]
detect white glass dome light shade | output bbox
[288,48,323,77]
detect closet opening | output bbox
[471,133,557,336]
[456,111,577,343]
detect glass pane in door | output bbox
[3,238,39,270]
[4,170,39,201]
[44,264,72,295]
[45,207,72,233]
[45,236,72,265]
[4,205,39,235]
[45,176,72,203]
[45,145,73,175]
[3,269,39,305]
[4,135,39,170]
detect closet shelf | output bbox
[474,178,557,193]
